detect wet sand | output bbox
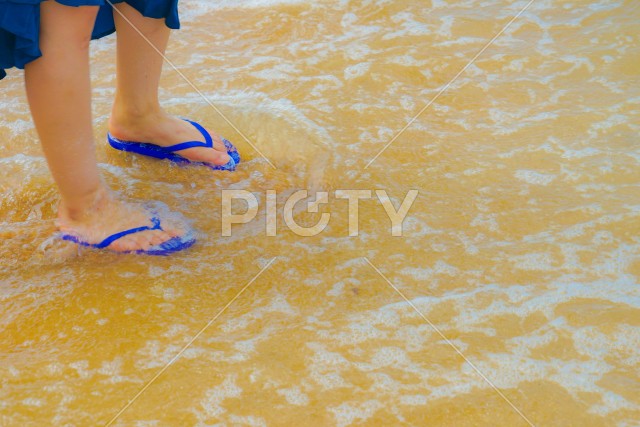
[0,0,639,425]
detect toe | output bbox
[110,235,136,253]
[202,148,231,166]
[135,231,155,251]
[164,224,183,238]
[59,195,193,255]
[110,230,155,253]
[213,150,232,166]
[158,217,183,238]
[211,134,227,153]
[181,146,230,166]
[149,229,170,246]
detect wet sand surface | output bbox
[0,0,639,425]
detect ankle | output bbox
[110,97,162,127]
[58,186,112,222]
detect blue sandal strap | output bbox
[60,216,197,255]
[107,119,237,171]
[159,140,209,151]
[96,217,162,249]
[159,119,213,152]
[185,119,213,146]
[90,217,162,249]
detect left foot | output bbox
[108,110,231,166]
[57,186,187,253]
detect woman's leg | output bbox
[109,2,230,166]
[25,3,101,211]
[25,1,181,252]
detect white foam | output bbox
[220,293,297,333]
[342,290,640,415]
[369,346,413,368]
[276,386,310,405]
[329,400,383,427]
[344,62,371,80]
[514,169,557,185]
[511,252,555,271]
[21,398,44,407]
[197,374,243,419]
[399,394,428,405]
[318,322,387,346]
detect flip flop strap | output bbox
[160,120,213,152]
[93,217,162,249]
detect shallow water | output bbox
[1,0,639,425]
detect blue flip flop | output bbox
[107,119,240,171]
[222,136,241,165]
[60,217,196,256]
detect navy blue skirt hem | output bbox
[0,0,180,80]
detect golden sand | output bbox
[0,0,638,425]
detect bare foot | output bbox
[108,109,231,167]
[57,187,186,253]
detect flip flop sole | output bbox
[108,136,236,171]
[222,138,241,164]
[134,230,197,256]
[60,217,197,256]
[107,119,239,171]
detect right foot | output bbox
[56,188,185,253]
[108,109,232,167]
